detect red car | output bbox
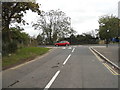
[54,41,70,46]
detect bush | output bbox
[9,41,17,53]
[2,41,18,56]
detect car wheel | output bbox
[56,45,59,46]
[66,44,69,46]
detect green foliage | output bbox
[77,34,98,44]
[10,27,30,45]
[8,41,18,53]
[33,10,76,45]
[2,41,17,56]
[2,2,41,55]
[2,2,40,27]
[98,15,119,40]
[2,47,50,67]
[70,34,77,44]
[2,2,40,42]
[2,27,30,55]
[64,33,98,45]
[37,34,44,45]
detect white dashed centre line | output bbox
[63,54,71,65]
[44,49,73,89]
[72,48,75,52]
[44,70,60,90]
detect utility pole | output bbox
[118,1,120,61]
[0,2,2,90]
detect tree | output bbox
[75,33,98,44]
[70,34,77,44]
[98,15,119,40]
[37,34,44,45]
[10,27,30,45]
[33,10,76,44]
[2,27,30,55]
[2,2,40,42]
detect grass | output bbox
[2,47,51,68]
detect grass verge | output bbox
[2,47,51,69]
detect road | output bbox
[2,45,118,89]
[93,45,119,65]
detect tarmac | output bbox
[92,45,120,69]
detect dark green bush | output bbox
[2,41,17,56]
[9,41,17,53]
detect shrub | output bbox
[2,41,17,56]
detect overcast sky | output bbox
[22,0,119,37]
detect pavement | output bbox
[2,45,119,89]
[92,45,119,66]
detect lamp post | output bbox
[106,29,109,48]
[118,1,120,63]
[100,23,110,47]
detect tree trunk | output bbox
[49,31,53,44]
[4,20,12,43]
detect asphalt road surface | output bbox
[2,45,119,89]
[93,45,119,65]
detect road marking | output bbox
[105,64,118,75]
[62,47,66,49]
[89,47,103,62]
[89,47,119,75]
[104,63,119,75]
[103,63,119,75]
[44,70,60,90]
[103,63,116,75]
[44,52,72,89]
[90,47,120,70]
[63,54,71,65]
[68,47,72,49]
[72,48,75,52]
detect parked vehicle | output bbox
[54,41,70,46]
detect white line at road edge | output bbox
[72,48,75,52]
[44,70,60,90]
[63,54,71,65]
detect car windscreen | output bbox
[59,41,67,43]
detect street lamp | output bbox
[100,23,110,47]
[106,29,109,47]
[107,29,109,32]
[100,23,105,26]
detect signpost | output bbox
[118,1,120,71]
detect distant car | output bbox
[54,41,70,46]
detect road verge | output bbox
[2,47,53,70]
